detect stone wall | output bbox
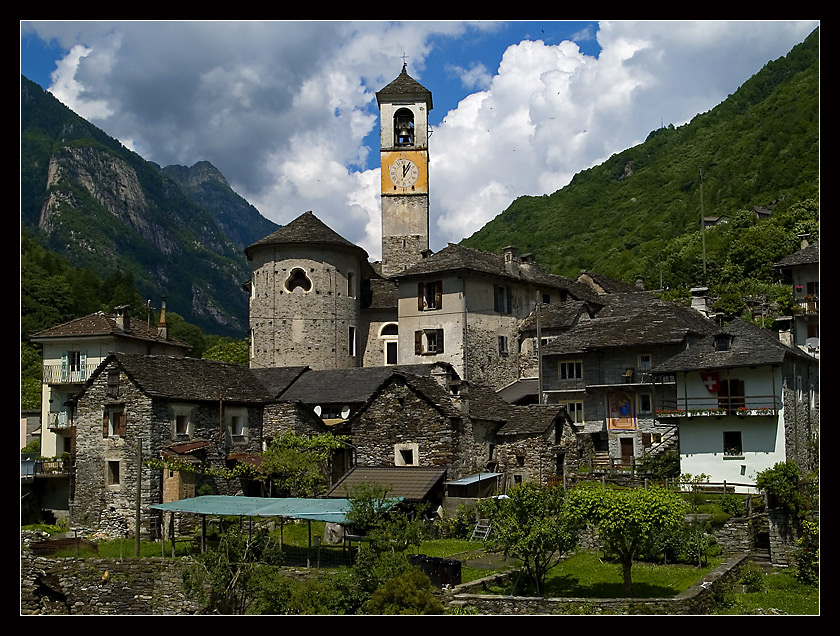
[21,552,201,615]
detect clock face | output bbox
[389,158,419,188]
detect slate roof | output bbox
[277,364,446,406]
[652,318,815,373]
[578,270,642,294]
[327,465,446,501]
[774,241,819,268]
[87,353,272,403]
[518,300,594,333]
[467,384,567,435]
[542,293,717,356]
[249,366,310,399]
[244,211,367,259]
[395,243,600,301]
[30,311,190,350]
[375,65,433,109]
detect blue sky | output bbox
[20,21,817,258]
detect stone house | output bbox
[652,318,819,491]
[70,353,269,538]
[392,243,601,389]
[540,291,719,467]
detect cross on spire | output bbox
[401,52,409,68]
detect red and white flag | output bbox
[700,372,720,393]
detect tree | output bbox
[181,525,284,615]
[567,485,686,597]
[259,432,347,497]
[755,460,811,518]
[478,482,582,595]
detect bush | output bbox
[794,520,819,586]
[740,563,766,593]
[363,567,444,615]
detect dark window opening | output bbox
[723,431,743,456]
[285,268,312,292]
[394,108,415,146]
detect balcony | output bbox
[795,295,818,316]
[47,411,74,430]
[656,395,779,419]
[42,364,92,385]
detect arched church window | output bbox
[394,108,415,146]
[285,268,312,292]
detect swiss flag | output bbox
[701,372,720,393]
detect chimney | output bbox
[158,297,168,340]
[503,246,520,276]
[775,316,794,347]
[114,305,131,332]
[690,287,711,317]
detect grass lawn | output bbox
[485,551,720,598]
[714,569,819,615]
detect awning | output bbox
[150,495,355,524]
[445,472,502,486]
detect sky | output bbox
[20,20,818,261]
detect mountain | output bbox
[160,161,278,250]
[21,76,278,337]
[461,28,819,288]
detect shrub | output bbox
[794,520,819,586]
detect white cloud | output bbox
[26,20,817,258]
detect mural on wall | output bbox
[608,391,636,430]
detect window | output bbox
[498,335,509,355]
[714,334,732,351]
[285,268,312,292]
[175,414,189,436]
[230,415,245,438]
[348,326,356,357]
[103,407,126,438]
[107,460,121,485]
[562,401,584,423]
[106,370,120,398]
[638,393,652,414]
[494,285,512,314]
[415,329,444,355]
[394,443,419,466]
[723,431,743,456]
[638,354,652,371]
[347,271,356,298]
[718,379,745,414]
[418,281,442,311]
[559,360,582,380]
[67,351,81,373]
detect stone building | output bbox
[540,291,719,467]
[70,353,269,537]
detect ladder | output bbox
[471,520,491,541]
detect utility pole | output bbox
[699,168,707,285]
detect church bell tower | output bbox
[376,64,432,278]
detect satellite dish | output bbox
[313,405,322,416]
[341,405,351,419]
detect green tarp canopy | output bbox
[150,495,355,524]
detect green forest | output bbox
[462,29,819,308]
